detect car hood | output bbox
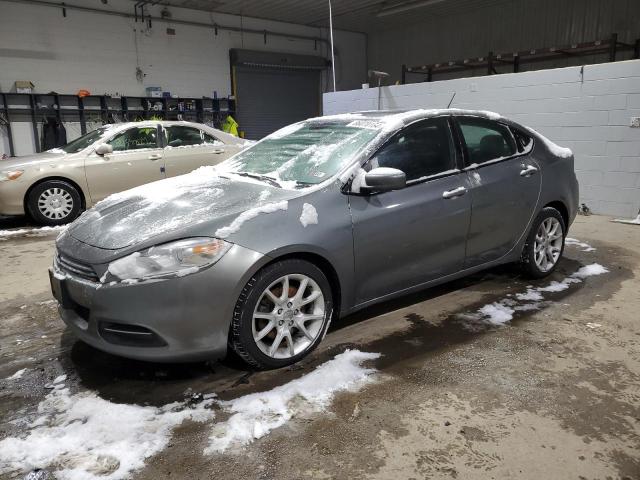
[1,150,68,170]
[67,167,301,250]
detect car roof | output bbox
[318,108,504,124]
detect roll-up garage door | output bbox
[231,49,328,140]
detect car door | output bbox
[84,125,165,203]
[163,125,230,177]
[455,116,541,267]
[349,117,472,305]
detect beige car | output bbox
[0,121,249,225]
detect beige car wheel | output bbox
[27,180,82,226]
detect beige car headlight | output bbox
[0,170,24,182]
[106,237,231,282]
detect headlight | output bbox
[106,237,231,282]
[0,170,24,182]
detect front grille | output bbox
[55,252,99,282]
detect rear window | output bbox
[458,117,516,165]
[511,127,534,154]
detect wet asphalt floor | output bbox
[1,214,639,479]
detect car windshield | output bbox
[222,120,383,186]
[59,127,109,153]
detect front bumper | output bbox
[0,180,28,216]
[50,244,266,362]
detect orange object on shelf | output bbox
[77,89,91,97]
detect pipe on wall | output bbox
[2,0,332,46]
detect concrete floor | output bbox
[0,214,639,479]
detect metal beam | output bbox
[3,0,331,46]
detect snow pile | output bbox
[573,263,609,278]
[299,203,318,227]
[0,379,215,480]
[6,368,27,380]
[0,225,67,241]
[205,350,380,454]
[459,263,609,327]
[477,303,515,326]
[215,201,288,238]
[565,237,596,252]
[612,214,640,225]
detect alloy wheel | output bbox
[533,217,563,272]
[252,273,325,359]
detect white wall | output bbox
[323,60,640,218]
[0,0,366,155]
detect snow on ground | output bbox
[459,263,609,327]
[299,203,318,227]
[0,225,67,241]
[0,380,215,480]
[215,201,288,239]
[1,351,380,477]
[205,350,380,454]
[565,237,596,252]
[612,214,640,225]
[5,368,27,380]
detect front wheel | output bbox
[26,180,82,226]
[521,207,566,278]
[229,259,333,370]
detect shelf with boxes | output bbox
[0,92,236,157]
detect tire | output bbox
[26,180,82,226]
[229,259,334,370]
[521,207,566,279]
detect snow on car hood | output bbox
[68,166,298,250]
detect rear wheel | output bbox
[521,207,565,278]
[27,180,82,226]
[229,259,333,369]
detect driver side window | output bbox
[368,117,456,182]
[107,127,158,152]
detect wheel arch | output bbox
[259,250,343,320]
[543,200,569,230]
[24,176,87,214]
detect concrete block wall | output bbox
[323,60,640,219]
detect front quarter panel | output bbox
[226,181,356,314]
[0,153,90,215]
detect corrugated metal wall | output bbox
[368,0,640,83]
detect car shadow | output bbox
[56,257,590,406]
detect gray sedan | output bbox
[50,109,578,369]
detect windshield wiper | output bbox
[235,172,281,188]
[295,180,316,188]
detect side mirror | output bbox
[95,143,113,156]
[361,167,406,193]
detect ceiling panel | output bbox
[131,0,510,33]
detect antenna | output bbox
[447,92,456,108]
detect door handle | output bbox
[520,165,538,177]
[148,153,162,161]
[442,186,467,199]
[211,148,225,154]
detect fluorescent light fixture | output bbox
[377,0,446,17]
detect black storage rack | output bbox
[0,93,236,157]
[402,33,640,84]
